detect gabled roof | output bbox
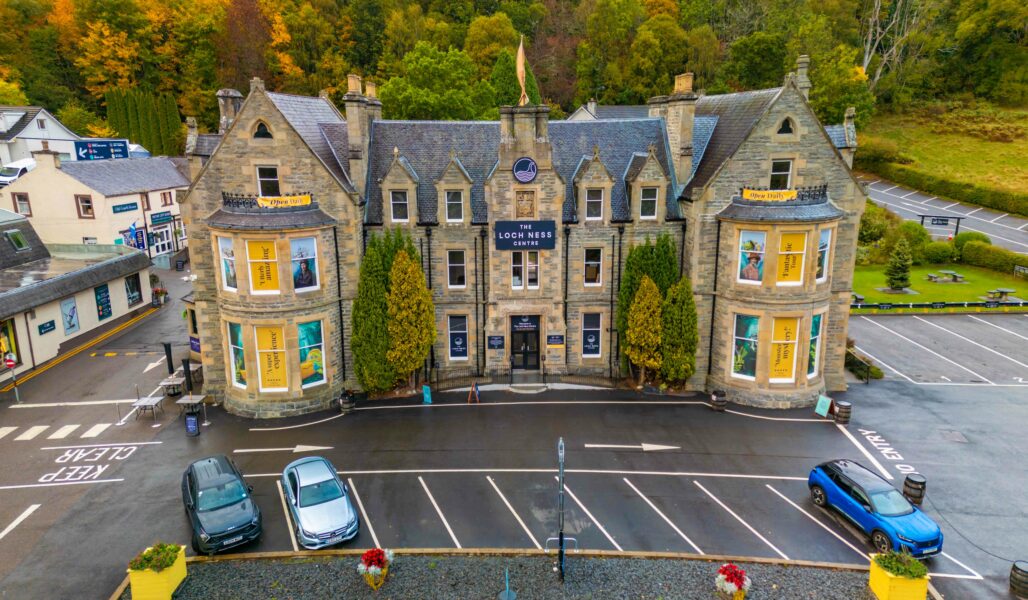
[266,92,355,193]
[193,134,222,157]
[0,106,43,141]
[60,157,190,197]
[690,115,718,181]
[0,210,50,269]
[570,104,650,120]
[824,124,857,149]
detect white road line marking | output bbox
[851,345,917,383]
[487,476,541,549]
[15,426,48,441]
[249,412,345,432]
[836,423,894,480]
[9,399,138,409]
[0,504,40,541]
[276,480,299,553]
[0,479,123,490]
[868,188,1028,236]
[912,316,1028,370]
[40,441,161,450]
[419,476,461,548]
[883,185,899,192]
[765,484,868,559]
[901,190,918,198]
[117,408,138,424]
[623,478,703,554]
[967,315,1028,341]
[47,425,80,439]
[558,477,622,551]
[990,213,1008,222]
[929,573,985,580]
[1019,222,1028,231]
[347,478,380,548]
[965,207,982,215]
[940,375,951,382]
[693,480,788,559]
[866,179,880,185]
[940,552,984,580]
[0,426,16,440]
[859,317,994,384]
[242,468,809,481]
[80,424,111,438]
[941,202,959,209]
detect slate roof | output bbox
[0,106,43,142]
[60,157,190,197]
[690,115,718,180]
[0,210,50,269]
[591,105,650,120]
[824,123,857,149]
[266,92,354,193]
[718,196,844,223]
[208,203,337,231]
[193,134,222,157]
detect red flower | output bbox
[718,563,747,588]
[361,548,388,569]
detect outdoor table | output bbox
[160,375,186,397]
[175,364,203,385]
[132,396,163,422]
[176,395,203,417]
[995,288,1016,300]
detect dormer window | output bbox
[777,118,794,135]
[390,190,409,222]
[585,189,603,220]
[640,187,658,219]
[253,122,273,139]
[5,229,29,251]
[445,190,463,222]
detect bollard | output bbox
[834,400,852,425]
[710,390,727,412]
[163,342,175,375]
[1011,561,1028,600]
[902,474,927,506]
[339,390,355,414]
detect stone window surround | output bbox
[11,192,31,216]
[253,120,274,139]
[221,312,335,396]
[730,224,831,292]
[444,190,465,223]
[769,159,793,190]
[216,235,238,293]
[637,185,660,220]
[807,310,827,379]
[447,249,467,289]
[213,230,331,301]
[511,250,540,290]
[579,309,605,361]
[725,308,825,388]
[226,321,246,390]
[771,113,804,142]
[447,313,470,362]
[255,164,282,197]
[815,226,835,284]
[584,188,604,221]
[383,161,418,225]
[435,165,472,224]
[583,247,603,287]
[575,170,613,225]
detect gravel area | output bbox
[119,554,876,599]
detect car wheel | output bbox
[810,485,828,507]
[872,531,892,553]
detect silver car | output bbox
[281,456,359,549]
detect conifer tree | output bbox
[616,233,678,371]
[660,275,698,383]
[124,90,140,144]
[886,237,912,290]
[156,94,170,155]
[105,90,126,138]
[490,48,542,105]
[386,249,437,388]
[140,91,159,153]
[625,275,662,386]
[352,235,396,392]
[161,94,183,154]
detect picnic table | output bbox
[132,396,163,421]
[175,395,204,417]
[176,363,203,385]
[987,288,1017,301]
[938,270,964,282]
[160,375,186,397]
[926,273,940,282]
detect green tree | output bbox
[56,99,102,136]
[808,45,875,129]
[885,238,912,290]
[721,32,787,91]
[490,48,541,105]
[626,14,688,100]
[499,0,547,38]
[105,90,127,138]
[616,233,677,369]
[660,276,698,383]
[380,42,496,120]
[685,25,721,90]
[352,235,395,392]
[0,79,29,105]
[465,12,520,77]
[160,94,183,155]
[574,0,646,103]
[386,250,437,388]
[346,0,386,73]
[625,275,662,385]
[124,90,140,143]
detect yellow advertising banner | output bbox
[742,189,797,202]
[257,194,312,208]
[256,326,287,389]
[247,241,279,291]
[776,232,806,283]
[769,317,798,380]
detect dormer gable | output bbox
[381,147,419,225]
[573,146,615,223]
[436,150,473,224]
[624,145,669,221]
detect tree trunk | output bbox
[637,365,646,387]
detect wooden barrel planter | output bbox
[1012,560,1028,600]
[902,474,927,506]
[711,390,727,412]
[834,400,852,425]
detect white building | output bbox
[1,105,133,166]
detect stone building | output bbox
[182,57,864,417]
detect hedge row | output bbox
[961,240,1028,273]
[858,161,1028,218]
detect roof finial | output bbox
[592,144,600,160]
[392,146,399,159]
[516,35,529,107]
[647,143,656,157]
[449,148,456,160]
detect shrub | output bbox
[854,137,913,168]
[923,241,956,264]
[961,241,1028,273]
[954,231,991,252]
[885,238,912,289]
[128,543,181,572]
[845,350,884,379]
[874,551,928,579]
[881,221,931,265]
[859,200,899,245]
[871,162,1028,217]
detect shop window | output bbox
[769,160,792,190]
[816,229,832,283]
[298,321,326,388]
[255,326,287,391]
[5,229,29,252]
[124,273,143,306]
[253,122,273,139]
[227,322,246,388]
[737,231,766,284]
[448,250,466,288]
[12,193,31,216]
[218,237,237,292]
[256,166,280,197]
[776,232,806,286]
[770,317,799,383]
[247,240,279,294]
[584,248,602,286]
[290,237,319,292]
[808,314,824,377]
[777,118,794,135]
[732,314,758,380]
[445,190,463,222]
[161,191,174,206]
[75,195,94,219]
[61,297,79,334]
[448,315,468,360]
[640,187,658,219]
[0,319,18,365]
[582,313,601,357]
[390,190,409,222]
[585,189,603,220]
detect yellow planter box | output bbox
[128,545,187,600]
[869,554,929,600]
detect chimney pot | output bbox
[587,98,597,116]
[795,56,812,99]
[675,73,694,94]
[347,74,362,95]
[365,81,377,99]
[41,140,49,151]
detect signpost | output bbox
[112,202,138,214]
[150,211,173,225]
[545,438,576,582]
[814,394,833,418]
[918,214,963,237]
[74,140,129,161]
[5,354,19,404]
[37,320,56,335]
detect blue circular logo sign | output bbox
[513,157,537,183]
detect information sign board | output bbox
[74,140,129,161]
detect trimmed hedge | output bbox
[924,241,956,264]
[954,231,991,251]
[961,241,1028,273]
[868,162,1028,217]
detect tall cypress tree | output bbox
[105,90,125,138]
[490,49,542,105]
[625,276,662,386]
[124,90,140,144]
[386,250,437,388]
[660,276,699,383]
[156,94,171,155]
[616,234,678,371]
[352,235,396,392]
[161,94,183,155]
[142,92,159,154]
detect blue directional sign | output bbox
[74,140,129,161]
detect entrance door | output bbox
[151,226,173,255]
[510,316,540,370]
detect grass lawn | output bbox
[853,263,1026,303]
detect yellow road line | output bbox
[2,308,158,393]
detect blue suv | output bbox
[808,459,942,558]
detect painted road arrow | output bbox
[584,443,679,452]
[233,445,333,454]
[143,356,166,374]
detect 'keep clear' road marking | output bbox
[38,442,146,485]
[0,505,41,542]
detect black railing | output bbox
[852,300,1028,310]
[845,349,872,384]
[735,184,829,203]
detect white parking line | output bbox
[8,399,137,409]
[47,425,80,439]
[882,185,899,192]
[623,478,703,554]
[15,426,48,441]
[912,316,1028,370]
[901,190,918,199]
[558,476,622,551]
[836,424,894,481]
[693,480,789,560]
[868,188,1028,238]
[80,423,111,438]
[967,315,1028,341]
[0,504,40,541]
[243,468,809,481]
[765,484,868,559]
[990,213,1008,222]
[0,426,16,440]
[347,478,380,548]
[851,345,916,383]
[859,317,994,384]
[487,476,541,549]
[40,441,161,450]
[419,476,461,548]
[941,202,959,209]
[275,480,299,552]
[939,552,984,580]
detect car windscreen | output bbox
[197,479,247,511]
[0,168,19,177]
[299,478,344,508]
[870,489,914,516]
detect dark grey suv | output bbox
[181,455,262,555]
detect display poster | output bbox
[732,315,759,378]
[0,319,18,363]
[247,241,279,292]
[61,297,80,334]
[228,322,246,386]
[776,233,806,283]
[546,334,565,348]
[95,284,112,321]
[449,330,468,358]
[816,229,831,280]
[298,321,325,387]
[219,237,237,289]
[738,231,765,282]
[257,194,312,208]
[769,317,798,381]
[487,335,505,350]
[256,326,287,389]
[741,188,797,201]
[190,336,201,353]
[290,238,318,291]
[808,314,823,376]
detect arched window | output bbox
[777,118,794,135]
[253,122,273,139]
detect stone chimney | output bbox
[31,144,61,170]
[184,117,198,154]
[365,80,382,124]
[652,73,697,184]
[587,98,597,118]
[216,88,244,134]
[840,106,857,167]
[795,55,811,100]
[343,74,371,194]
[499,104,552,174]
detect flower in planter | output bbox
[715,563,751,597]
[357,548,394,590]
